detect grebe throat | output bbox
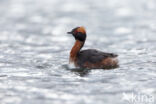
[70,40,84,63]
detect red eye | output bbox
[72,29,77,35]
[74,30,77,34]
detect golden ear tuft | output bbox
[77,26,86,34]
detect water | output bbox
[0,0,156,104]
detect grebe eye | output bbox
[74,30,78,34]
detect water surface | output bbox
[0,0,156,104]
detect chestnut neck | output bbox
[70,40,85,63]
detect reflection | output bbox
[62,64,118,77]
[69,68,91,77]
[62,64,91,77]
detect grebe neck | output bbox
[70,40,84,63]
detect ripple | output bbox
[0,0,156,104]
[114,27,132,34]
[116,8,134,17]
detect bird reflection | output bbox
[69,68,91,77]
[62,64,118,77]
[62,64,90,76]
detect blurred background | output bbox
[0,0,156,104]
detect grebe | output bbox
[67,26,118,69]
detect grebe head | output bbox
[67,26,86,42]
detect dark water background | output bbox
[0,0,156,104]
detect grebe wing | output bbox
[77,49,118,64]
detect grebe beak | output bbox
[67,31,72,34]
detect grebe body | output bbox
[68,27,118,69]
